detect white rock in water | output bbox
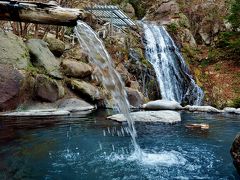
[143,100,183,110]
[235,108,240,114]
[224,107,237,113]
[1,110,70,117]
[184,105,221,113]
[108,111,181,123]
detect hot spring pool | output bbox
[0,110,239,179]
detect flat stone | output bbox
[224,107,237,113]
[108,111,181,123]
[184,105,222,113]
[0,110,70,117]
[143,100,183,110]
[58,98,95,112]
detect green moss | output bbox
[231,97,240,108]
[167,23,178,33]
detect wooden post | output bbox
[0,1,86,26]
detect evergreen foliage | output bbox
[228,0,240,30]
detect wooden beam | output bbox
[0,1,86,26]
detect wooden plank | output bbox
[0,1,86,26]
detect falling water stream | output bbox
[74,21,142,158]
[142,22,204,105]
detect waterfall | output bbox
[74,21,142,157]
[142,22,204,105]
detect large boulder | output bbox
[61,59,92,78]
[0,65,23,111]
[143,100,183,110]
[230,134,240,174]
[0,29,30,69]
[126,88,144,108]
[34,74,65,102]
[68,80,101,102]
[184,105,221,113]
[58,98,95,112]
[108,111,181,123]
[26,39,62,79]
[44,37,65,57]
[144,0,179,24]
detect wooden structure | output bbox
[0,1,86,26]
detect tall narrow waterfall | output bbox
[74,21,141,157]
[142,23,204,105]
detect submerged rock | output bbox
[61,59,92,78]
[230,134,240,174]
[58,98,95,112]
[184,105,222,113]
[26,39,62,79]
[143,100,183,110]
[0,65,23,111]
[108,111,181,123]
[0,29,31,69]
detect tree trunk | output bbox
[0,1,86,26]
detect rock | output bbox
[26,39,62,79]
[58,98,95,112]
[34,74,65,102]
[108,111,181,123]
[44,37,65,57]
[235,109,240,115]
[185,105,221,113]
[144,0,179,24]
[61,59,92,78]
[224,107,237,114]
[0,29,30,69]
[0,110,70,117]
[68,80,100,102]
[143,100,183,110]
[122,3,135,18]
[126,88,144,108]
[0,65,23,111]
[230,134,240,174]
[129,81,140,90]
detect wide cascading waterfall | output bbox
[74,21,142,157]
[142,22,204,105]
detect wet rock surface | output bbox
[108,110,181,123]
[230,134,240,174]
[143,100,183,110]
[126,87,144,108]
